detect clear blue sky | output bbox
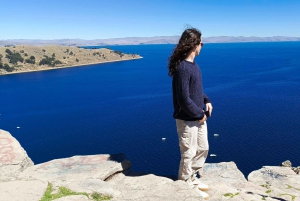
[1,0,300,40]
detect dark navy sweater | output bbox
[172,60,211,121]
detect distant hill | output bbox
[1,36,300,46]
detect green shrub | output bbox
[2,63,15,72]
[39,55,54,66]
[6,52,24,65]
[5,49,13,55]
[25,58,35,64]
[53,60,62,66]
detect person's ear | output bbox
[193,45,198,52]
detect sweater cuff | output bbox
[197,111,205,120]
[204,97,211,104]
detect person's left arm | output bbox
[203,94,213,115]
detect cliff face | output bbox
[1,129,299,201]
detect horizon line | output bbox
[1,35,300,41]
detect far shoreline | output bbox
[0,57,142,76]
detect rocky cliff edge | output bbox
[1,129,299,201]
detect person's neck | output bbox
[185,52,195,63]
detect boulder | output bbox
[292,166,300,175]
[0,129,34,181]
[281,160,292,167]
[18,153,131,183]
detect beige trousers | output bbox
[176,119,209,181]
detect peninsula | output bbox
[0,45,141,75]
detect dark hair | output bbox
[167,28,202,77]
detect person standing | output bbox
[168,28,213,200]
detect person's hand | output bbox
[198,114,207,124]
[206,103,213,116]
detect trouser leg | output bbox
[192,121,209,177]
[176,119,198,181]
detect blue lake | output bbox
[1,42,300,178]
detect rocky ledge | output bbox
[1,129,299,201]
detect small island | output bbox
[0,45,141,75]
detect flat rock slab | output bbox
[197,162,247,200]
[0,179,47,201]
[63,178,114,197]
[107,173,203,201]
[248,166,300,200]
[0,129,34,181]
[18,154,131,183]
[55,195,90,201]
[248,166,300,186]
[204,165,300,201]
[201,162,247,185]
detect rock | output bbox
[201,162,247,184]
[107,172,202,201]
[63,179,114,197]
[292,166,300,174]
[2,129,300,201]
[199,162,252,201]
[18,154,131,183]
[281,160,300,175]
[55,195,90,201]
[248,166,300,201]
[248,166,299,186]
[0,179,47,201]
[281,160,292,167]
[0,129,34,181]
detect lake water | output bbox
[1,42,300,178]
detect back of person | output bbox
[168,27,213,200]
